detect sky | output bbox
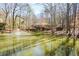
[30,4,43,16]
[0,3,43,16]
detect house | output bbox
[31,17,51,31]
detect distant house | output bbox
[0,18,6,32]
[31,18,51,31]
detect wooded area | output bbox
[0,3,79,56]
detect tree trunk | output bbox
[72,3,77,46]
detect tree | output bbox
[23,4,36,29]
[11,3,18,30]
[66,3,70,34]
[42,3,57,33]
[1,3,11,29]
[72,3,77,46]
[65,3,71,56]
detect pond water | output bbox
[12,43,45,56]
[0,31,76,56]
[10,40,52,56]
[0,30,53,56]
[11,29,31,36]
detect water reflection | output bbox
[32,44,44,56]
[0,31,75,56]
[10,40,51,56]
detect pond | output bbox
[0,31,77,56]
[11,40,52,56]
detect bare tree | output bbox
[1,3,11,29]
[42,3,57,34]
[72,3,77,46]
[23,4,36,29]
[66,3,70,34]
[11,3,18,30]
